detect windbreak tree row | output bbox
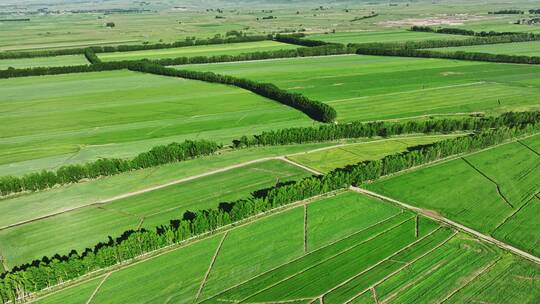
[2,111,539,197]
[152,43,354,66]
[354,47,540,65]
[409,26,535,37]
[1,121,538,304]
[0,140,220,197]
[233,111,540,147]
[350,33,540,50]
[127,61,337,123]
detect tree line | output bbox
[0,140,220,197]
[273,33,331,47]
[2,111,538,197]
[354,46,540,65]
[350,33,540,51]
[409,26,533,37]
[127,61,337,123]
[83,49,101,64]
[488,10,524,15]
[151,43,354,66]
[1,120,538,303]
[0,61,131,79]
[232,111,540,147]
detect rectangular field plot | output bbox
[430,41,540,57]
[0,54,88,70]
[0,70,313,167]
[0,159,310,269]
[98,41,298,62]
[182,55,540,122]
[288,135,462,173]
[28,191,540,304]
[367,135,540,256]
[306,30,469,44]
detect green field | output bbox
[306,30,469,44]
[32,191,540,304]
[367,135,540,256]
[181,54,540,122]
[0,55,88,70]
[98,40,298,61]
[0,159,310,269]
[431,41,540,56]
[0,69,314,167]
[289,135,462,173]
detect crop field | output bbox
[3,1,540,302]
[366,134,540,256]
[288,134,463,173]
[0,69,314,167]
[182,54,540,122]
[31,191,540,304]
[98,41,298,61]
[0,55,88,70]
[431,41,540,57]
[306,30,469,44]
[0,159,310,269]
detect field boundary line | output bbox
[371,287,379,304]
[365,132,540,185]
[208,212,410,303]
[350,186,540,265]
[320,227,443,301]
[491,194,537,234]
[460,157,513,208]
[326,82,486,104]
[194,232,229,302]
[279,156,323,175]
[438,257,502,304]
[233,217,414,303]
[517,140,540,156]
[27,190,344,304]
[85,272,111,304]
[304,204,308,254]
[343,231,457,304]
[380,261,444,304]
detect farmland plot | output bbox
[0,160,310,269]
[367,135,540,256]
[288,135,463,173]
[28,191,540,304]
[430,41,540,57]
[0,55,89,70]
[0,70,313,167]
[182,55,540,122]
[98,41,298,61]
[306,30,469,44]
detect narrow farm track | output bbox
[195,232,229,302]
[350,187,540,265]
[280,156,323,175]
[304,204,308,254]
[85,272,111,304]
[460,157,514,208]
